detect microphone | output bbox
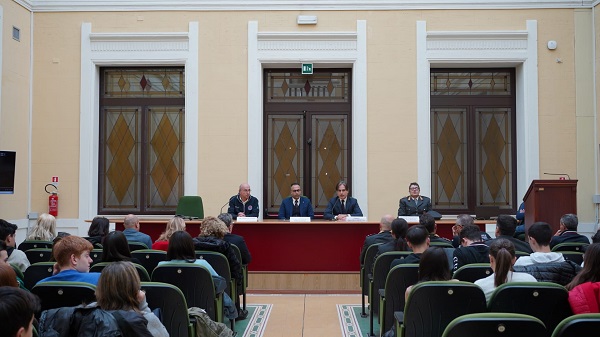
[543,172,571,180]
[220,196,235,214]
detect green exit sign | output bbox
[302,63,313,75]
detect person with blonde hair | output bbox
[94,261,168,337]
[26,213,56,241]
[193,216,246,319]
[152,216,186,251]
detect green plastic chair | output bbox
[442,313,546,337]
[32,281,97,316]
[488,282,572,332]
[142,281,195,337]
[90,262,151,281]
[176,196,204,219]
[551,313,600,337]
[453,263,493,283]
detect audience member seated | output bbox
[566,243,600,313]
[451,214,491,248]
[359,214,395,263]
[160,230,237,320]
[0,242,25,289]
[452,224,490,271]
[0,287,40,337]
[219,213,252,265]
[514,200,526,235]
[550,213,591,248]
[0,219,30,272]
[0,262,19,287]
[49,232,71,262]
[592,230,600,244]
[484,214,532,253]
[374,218,409,262]
[420,213,451,245]
[391,225,430,268]
[101,231,141,264]
[93,261,168,336]
[37,235,101,285]
[513,222,581,285]
[193,216,246,320]
[405,246,456,300]
[26,213,57,241]
[85,216,110,248]
[122,214,153,249]
[152,216,186,251]
[474,238,537,302]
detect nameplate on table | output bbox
[290,217,311,222]
[236,217,258,222]
[398,216,420,222]
[346,216,367,222]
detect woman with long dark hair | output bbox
[566,243,600,290]
[405,246,454,299]
[101,231,140,264]
[86,216,110,247]
[160,230,237,320]
[474,238,537,302]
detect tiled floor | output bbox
[247,294,362,337]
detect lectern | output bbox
[523,180,577,233]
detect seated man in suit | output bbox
[398,182,432,216]
[358,214,395,263]
[278,183,315,220]
[323,181,363,221]
[452,224,490,271]
[484,214,532,253]
[513,222,581,286]
[550,213,590,248]
[37,235,101,285]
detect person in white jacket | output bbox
[514,222,564,267]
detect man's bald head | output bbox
[380,214,394,231]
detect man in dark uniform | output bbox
[359,214,395,263]
[398,182,432,216]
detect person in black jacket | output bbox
[194,216,247,320]
[359,214,395,264]
[484,214,532,253]
[218,213,252,265]
[453,224,490,271]
[227,183,260,219]
[550,213,590,248]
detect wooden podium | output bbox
[523,180,577,233]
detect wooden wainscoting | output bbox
[247,272,360,294]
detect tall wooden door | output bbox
[264,69,352,218]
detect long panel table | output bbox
[112,219,492,272]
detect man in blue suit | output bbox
[278,183,315,219]
[323,181,363,221]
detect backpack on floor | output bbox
[188,307,234,337]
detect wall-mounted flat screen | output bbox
[0,151,16,194]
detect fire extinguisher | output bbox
[45,184,59,217]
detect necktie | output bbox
[295,200,299,207]
[341,199,346,213]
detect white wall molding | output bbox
[416,20,539,202]
[26,0,594,12]
[79,22,199,221]
[248,20,368,219]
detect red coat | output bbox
[151,240,169,251]
[568,282,600,314]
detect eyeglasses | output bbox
[410,187,420,190]
[292,189,301,192]
[241,189,251,192]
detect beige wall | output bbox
[0,7,592,226]
[0,0,31,220]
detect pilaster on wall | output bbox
[79,22,199,222]
[248,20,368,218]
[416,20,539,203]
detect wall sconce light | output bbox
[297,15,318,25]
